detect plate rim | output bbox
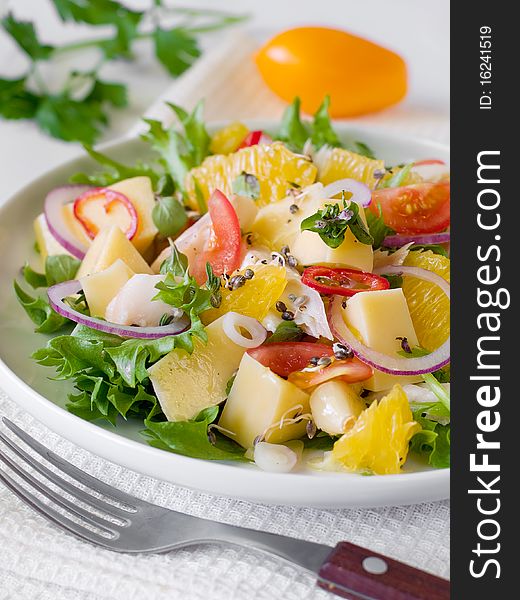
[0,123,450,508]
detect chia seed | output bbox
[317,356,332,367]
[281,310,295,321]
[280,245,290,256]
[306,420,317,439]
[309,356,320,366]
[275,300,287,313]
[287,255,298,268]
[230,275,246,290]
[288,293,297,302]
[333,342,353,360]
[207,430,217,445]
[289,204,299,214]
[244,268,254,280]
[396,336,412,353]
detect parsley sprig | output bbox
[0,2,246,143]
[300,196,374,248]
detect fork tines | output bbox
[0,417,139,546]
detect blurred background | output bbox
[0,0,449,199]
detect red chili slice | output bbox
[302,266,390,297]
[73,188,139,240]
[238,130,273,149]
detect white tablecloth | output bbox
[0,8,450,598]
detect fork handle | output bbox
[317,541,450,599]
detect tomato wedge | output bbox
[238,130,273,149]
[73,188,138,240]
[302,266,389,296]
[191,189,243,283]
[288,358,373,389]
[370,181,450,234]
[247,342,333,377]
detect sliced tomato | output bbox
[413,159,446,167]
[247,342,333,377]
[191,189,243,283]
[73,188,138,240]
[288,358,373,389]
[370,181,450,234]
[302,266,389,297]
[238,130,273,149]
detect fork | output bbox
[0,417,449,599]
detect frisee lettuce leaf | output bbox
[141,100,210,195]
[13,281,70,333]
[410,402,450,469]
[143,406,246,461]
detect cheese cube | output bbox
[342,288,422,391]
[219,353,311,449]
[76,226,153,278]
[33,214,69,264]
[80,259,135,318]
[148,316,247,422]
[291,229,373,272]
[290,199,373,271]
[108,177,158,255]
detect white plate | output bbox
[0,124,450,508]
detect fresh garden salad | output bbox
[15,97,451,475]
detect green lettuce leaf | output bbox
[143,406,246,461]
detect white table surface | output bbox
[0,2,450,598]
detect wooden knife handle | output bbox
[317,541,450,599]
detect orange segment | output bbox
[332,384,420,474]
[185,142,317,210]
[209,122,249,155]
[318,147,384,188]
[202,264,287,324]
[402,250,450,351]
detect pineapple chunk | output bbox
[219,353,310,449]
[79,259,135,318]
[76,226,153,278]
[342,288,422,391]
[108,177,158,255]
[148,316,247,422]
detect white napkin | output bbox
[0,29,450,599]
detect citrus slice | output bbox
[185,142,317,210]
[202,264,287,324]
[402,250,450,351]
[316,147,384,188]
[209,122,249,155]
[332,384,420,474]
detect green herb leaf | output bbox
[152,196,188,237]
[22,264,48,289]
[352,141,376,159]
[143,408,246,461]
[380,163,413,189]
[36,95,106,144]
[276,97,309,153]
[232,172,260,200]
[0,77,40,120]
[1,14,54,60]
[70,145,161,187]
[153,27,201,77]
[381,274,403,289]
[14,281,69,333]
[310,95,342,149]
[86,79,127,107]
[266,321,305,343]
[160,242,189,277]
[365,203,395,249]
[301,198,373,248]
[412,244,449,258]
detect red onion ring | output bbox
[327,265,450,375]
[44,185,93,259]
[48,280,190,339]
[383,232,451,248]
[322,178,372,208]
